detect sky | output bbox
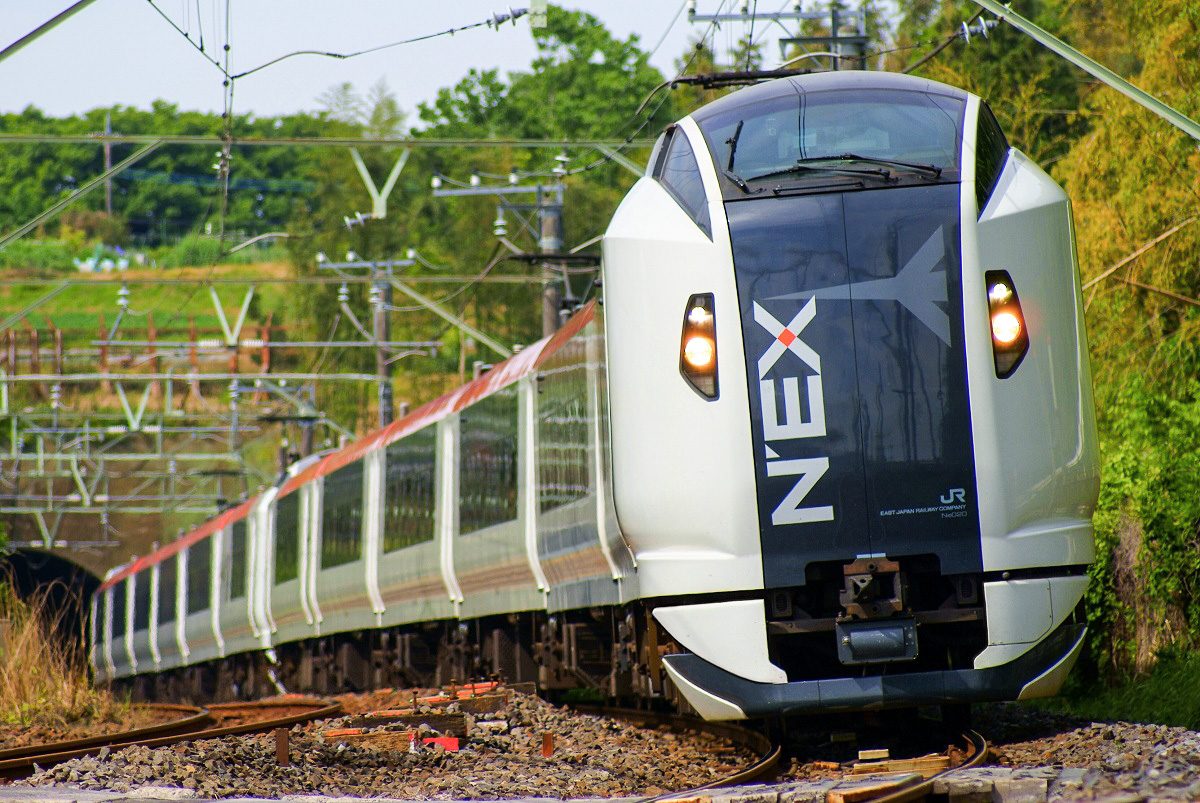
[0,1,796,120]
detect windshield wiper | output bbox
[797,153,943,178]
[744,162,893,183]
[722,168,756,194]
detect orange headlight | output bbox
[984,271,1028,377]
[680,294,718,398]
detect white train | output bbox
[91,71,1099,720]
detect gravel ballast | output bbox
[20,692,752,800]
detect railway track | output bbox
[588,706,989,803]
[575,705,783,793]
[8,683,988,802]
[0,696,340,780]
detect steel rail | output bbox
[0,704,210,763]
[573,706,782,797]
[0,697,340,780]
[868,729,990,803]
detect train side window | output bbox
[459,387,519,535]
[188,540,212,613]
[646,130,667,175]
[228,521,247,600]
[322,461,364,568]
[112,581,127,636]
[975,103,1009,215]
[537,339,590,513]
[133,573,151,632]
[655,128,712,238]
[275,492,301,583]
[158,557,177,624]
[383,424,437,552]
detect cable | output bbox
[902,11,983,74]
[649,1,688,58]
[145,0,227,75]
[387,242,507,312]
[745,0,759,70]
[230,10,528,80]
[566,0,731,178]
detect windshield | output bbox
[696,88,964,190]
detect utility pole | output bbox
[103,112,113,216]
[432,165,569,337]
[371,272,394,427]
[539,184,565,337]
[689,2,869,71]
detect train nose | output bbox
[727,184,983,586]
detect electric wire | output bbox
[744,0,759,70]
[565,0,731,178]
[648,1,688,58]
[229,10,527,80]
[145,0,226,74]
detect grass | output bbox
[1037,652,1200,729]
[0,582,126,729]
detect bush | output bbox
[158,234,224,267]
[0,581,123,727]
[0,240,76,271]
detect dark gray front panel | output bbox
[728,184,981,588]
[727,194,871,584]
[842,186,980,574]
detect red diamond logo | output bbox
[778,329,796,347]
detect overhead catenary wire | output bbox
[648,1,688,58]
[229,9,528,80]
[566,0,731,178]
[145,0,226,74]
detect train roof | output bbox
[690,70,969,126]
[96,300,598,594]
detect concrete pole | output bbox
[103,112,113,216]
[539,189,564,338]
[374,273,394,427]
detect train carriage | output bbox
[91,71,1098,722]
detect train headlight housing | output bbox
[984,270,1028,378]
[680,293,718,399]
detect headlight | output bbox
[679,293,718,398]
[985,270,1028,377]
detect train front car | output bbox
[603,72,1099,719]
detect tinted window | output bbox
[384,425,437,552]
[975,102,1009,215]
[322,462,364,568]
[698,89,964,190]
[655,129,711,237]
[275,492,301,583]
[158,557,176,624]
[188,540,211,613]
[111,583,126,635]
[538,341,590,513]
[133,573,151,631]
[459,388,519,534]
[229,521,247,600]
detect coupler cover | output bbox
[836,618,918,665]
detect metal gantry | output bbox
[0,272,450,545]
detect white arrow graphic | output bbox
[766,227,951,346]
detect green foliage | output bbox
[0,102,329,242]
[0,239,75,271]
[894,0,1084,161]
[1045,649,1200,728]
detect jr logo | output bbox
[940,488,966,504]
[753,298,833,527]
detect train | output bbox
[90,70,1100,720]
